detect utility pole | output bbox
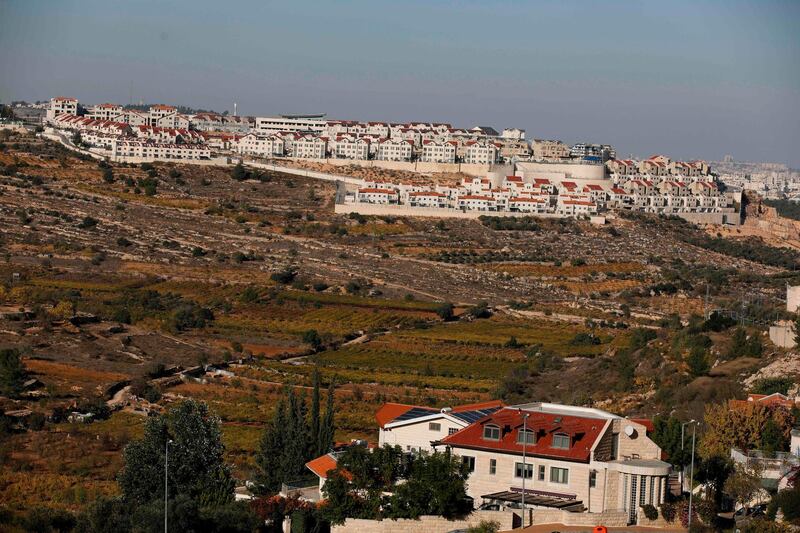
[165,439,173,533]
[519,409,529,529]
[688,423,697,531]
[681,419,695,493]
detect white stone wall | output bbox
[453,447,593,506]
[330,511,514,533]
[380,418,462,452]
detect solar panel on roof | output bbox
[451,407,502,423]
[391,407,437,423]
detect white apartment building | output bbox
[509,197,548,213]
[407,191,448,208]
[88,103,124,122]
[47,97,79,122]
[292,134,327,159]
[376,139,414,161]
[366,122,390,137]
[464,141,501,165]
[458,194,496,211]
[255,115,327,135]
[110,140,211,161]
[557,198,598,216]
[236,133,285,157]
[331,137,370,160]
[501,128,526,140]
[532,139,570,160]
[148,105,178,127]
[122,110,148,127]
[421,141,457,163]
[356,188,399,204]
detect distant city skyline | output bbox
[1,0,798,167]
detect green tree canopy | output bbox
[0,348,27,398]
[118,399,233,507]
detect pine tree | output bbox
[310,369,321,457]
[687,346,709,377]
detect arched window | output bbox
[552,432,570,449]
[483,424,501,441]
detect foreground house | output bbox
[307,400,671,526]
[434,403,670,524]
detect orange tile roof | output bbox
[440,407,606,462]
[305,454,339,479]
[375,403,419,428]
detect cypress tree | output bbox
[318,380,336,455]
[282,389,310,481]
[310,369,321,457]
[256,394,288,493]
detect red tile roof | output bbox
[440,408,607,463]
[376,403,419,428]
[306,454,339,479]
[408,191,446,197]
[358,188,397,194]
[630,418,654,433]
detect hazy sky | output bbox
[1,0,798,166]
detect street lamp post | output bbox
[688,423,697,531]
[680,419,695,492]
[165,439,173,533]
[519,410,530,528]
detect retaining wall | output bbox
[245,160,362,185]
[282,157,511,177]
[335,202,566,220]
[330,511,514,533]
[528,508,629,527]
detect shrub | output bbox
[26,412,46,431]
[22,506,76,533]
[467,301,491,319]
[660,501,677,522]
[435,302,454,321]
[77,216,98,229]
[641,503,658,520]
[570,332,601,346]
[751,377,795,396]
[271,268,297,284]
[303,330,322,350]
[467,520,500,533]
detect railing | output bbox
[731,447,799,478]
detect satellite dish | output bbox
[624,425,635,437]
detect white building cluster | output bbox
[45,97,212,161]
[347,158,734,219]
[234,123,511,164]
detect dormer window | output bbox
[552,433,570,449]
[483,424,501,441]
[517,429,535,445]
